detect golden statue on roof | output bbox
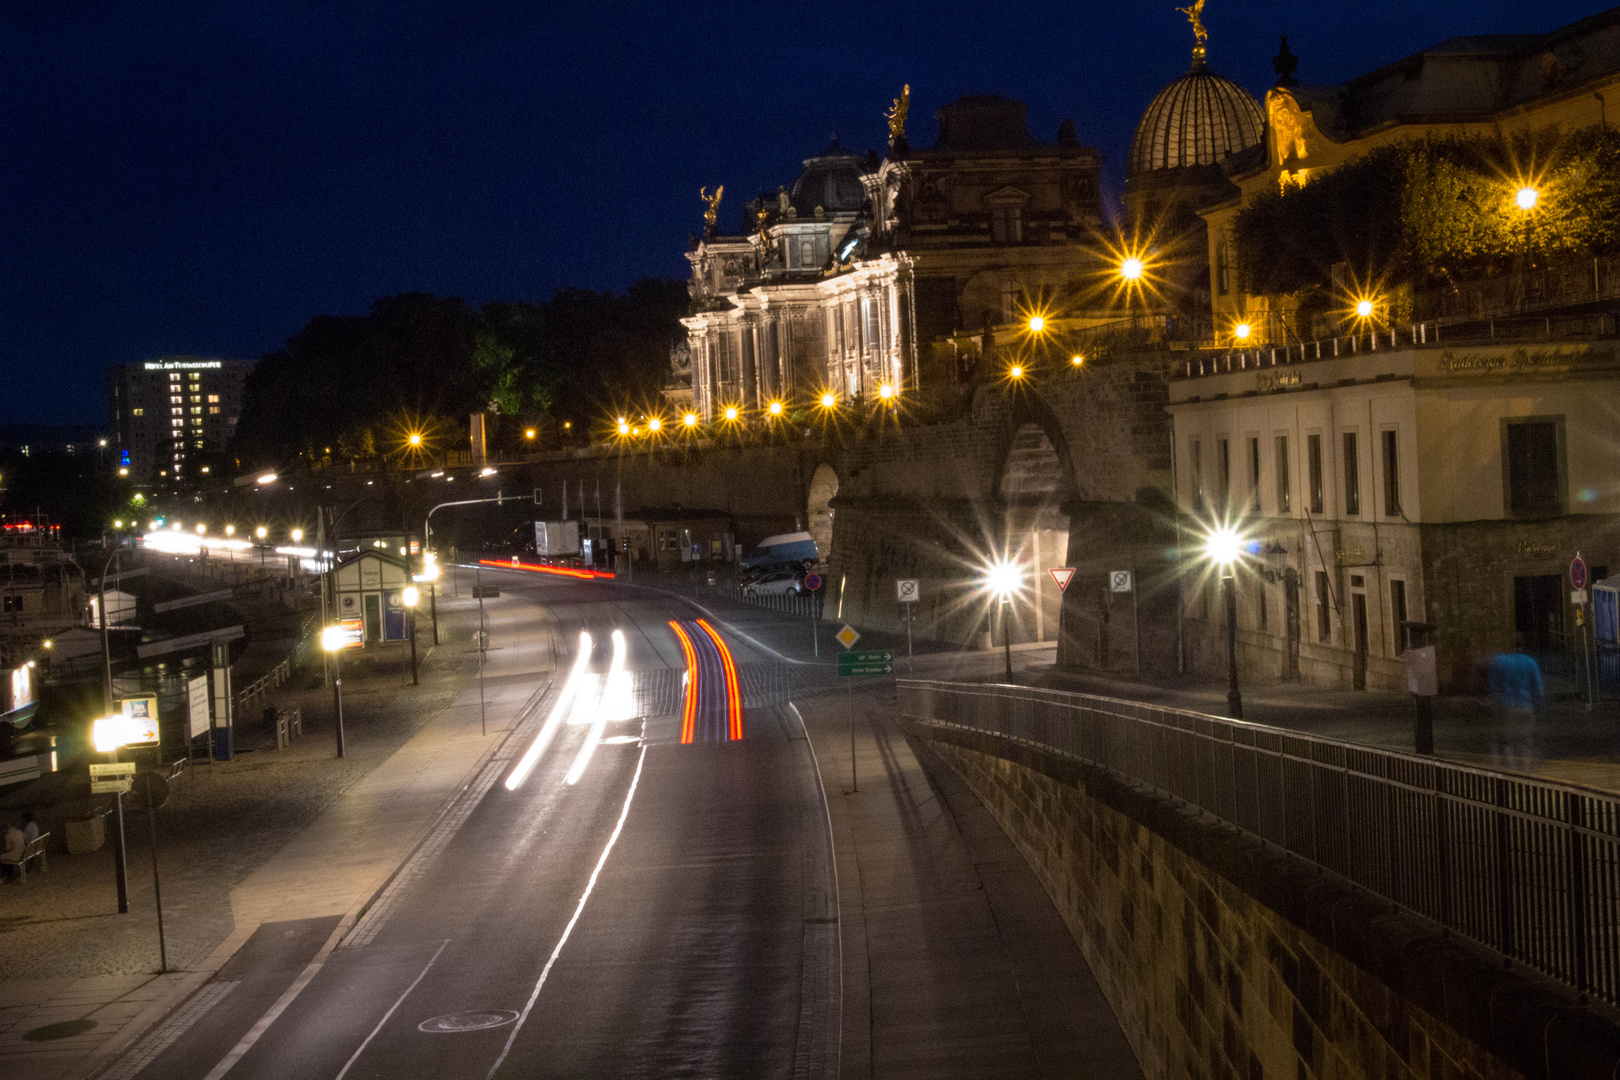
[700,185,724,229]
[1177,0,1207,46]
[886,84,911,150]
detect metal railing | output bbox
[1184,311,1616,379]
[898,679,1620,1007]
[723,584,822,619]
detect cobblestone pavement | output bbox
[0,617,476,984]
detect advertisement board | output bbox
[117,694,162,746]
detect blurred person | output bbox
[1487,652,1545,715]
[21,811,39,847]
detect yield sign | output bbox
[1049,567,1076,592]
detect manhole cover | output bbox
[417,1010,518,1034]
[24,1019,97,1042]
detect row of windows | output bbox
[1188,419,1563,520]
[1190,429,1402,520]
[1197,569,1413,659]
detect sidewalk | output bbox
[793,690,1142,1080]
[0,595,554,1080]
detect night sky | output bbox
[2,1,1609,424]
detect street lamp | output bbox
[1204,525,1246,719]
[290,528,303,544]
[402,585,420,686]
[984,557,1022,682]
[1009,365,1025,380]
[1516,186,1540,210]
[683,412,699,429]
[1070,354,1085,367]
[767,400,784,416]
[819,392,837,409]
[321,623,356,757]
[723,405,740,422]
[1027,315,1046,333]
[1234,323,1252,342]
[1120,257,1144,281]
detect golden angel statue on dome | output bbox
[886,84,910,150]
[1177,0,1207,47]
[700,185,724,229]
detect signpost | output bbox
[1049,568,1075,592]
[836,624,866,792]
[1573,552,1595,708]
[1109,570,1133,593]
[837,650,895,677]
[896,579,919,670]
[805,572,824,657]
[130,772,170,973]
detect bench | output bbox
[2,834,48,882]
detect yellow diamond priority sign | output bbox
[835,624,861,650]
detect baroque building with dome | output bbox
[680,95,1111,417]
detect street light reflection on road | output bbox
[505,631,593,790]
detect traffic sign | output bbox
[1571,553,1588,591]
[805,573,823,592]
[835,624,861,650]
[91,778,133,795]
[838,650,894,677]
[90,762,137,778]
[896,578,919,603]
[116,695,161,747]
[1110,570,1133,593]
[1049,568,1075,592]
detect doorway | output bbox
[363,593,382,643]
[1514,574,1564,651]
[1351,590,1369,690]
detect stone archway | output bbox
[999,422,1071,646]
[807,463,839,562]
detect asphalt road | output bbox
[132,566,837,1079]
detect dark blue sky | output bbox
[2,1,1609,424]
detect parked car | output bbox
[743,570,801,596]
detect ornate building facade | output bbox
[681,95,1110,417]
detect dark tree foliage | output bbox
[1233,129,1620,298]
[232,279,688,468]
[0,450,130,539]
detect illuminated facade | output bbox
[107,356,255,482]
[1201,11,1620,340]
[681,97,1109,416]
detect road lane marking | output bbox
[695,619,744,741]
[484,743,648,1079]
[333,939,449,1080]
[505,631,592,790]
[200,918,352,1080]
[565,629,627,785]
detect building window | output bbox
[1504,420,1563,516]
[132,408,144,417]
[1216,241,1231,296]
[1382,429,1401,517]
[1342,431,1360,516]
[209,406,220,414]
[1275,435,1291,513]
[1218,438,1231,510]
[1307,434,1323,514]
[1315,570,1332,642]
[1190,438,1203,511]
[1390,579,1408,652]
[990,205,1023,243]
[1248,437,1261,514]
[1258,580,1268,632]
[190,406,202,415]
[2,595,21,613]
[207,394,220,403]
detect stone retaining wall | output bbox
[911,721,1620,1080]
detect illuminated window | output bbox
[171,396,182,404]
[132,408,144,416]
[171,420,183,429]
[207,395,220,403]
[191,406,202,414]
[209,406,220,414]
[195,440,204,448]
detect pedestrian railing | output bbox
[723,584,823,619]
[897,679,1620,1008]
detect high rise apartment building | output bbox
[107,357,254,482]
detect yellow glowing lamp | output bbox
[196,524,207,534]
[1516,187,1539,210]
[525,429,536,439]
[290,528,303,543]
[1009,365,1024,380]
[1027,315,1046,333]
[402,585,420,607]
[819,392,836,409]
[984,558,1022,603]
[408,433,422,446]
[1204,526,1245,568]
[255,526,268,539]
[768,400,783,415]
[1234,323,1252,341]
[1070,354,1084,367]
[118,467,129,476]
[683,412,698,428]
[92,714,139,753]
[648,417,662,431]
[1120,257,1145,281]
[1356,299,1375,318]
[878,383,896,400]
[616,418,630,436]
[724,405,740,421]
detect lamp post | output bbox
[96,542,131,914]
[321,624,352,757]
[985,557,1022,683]
[1205,527,1245,720]
[403,585,420,686]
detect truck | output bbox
[533,520,581,557]
[742,531,819,571]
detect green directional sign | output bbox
[838,650,895,678]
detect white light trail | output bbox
[504,631,593,790]
[564,629,627,785]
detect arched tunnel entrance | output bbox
[1000,422,1071,647]
[807,463,838,564]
